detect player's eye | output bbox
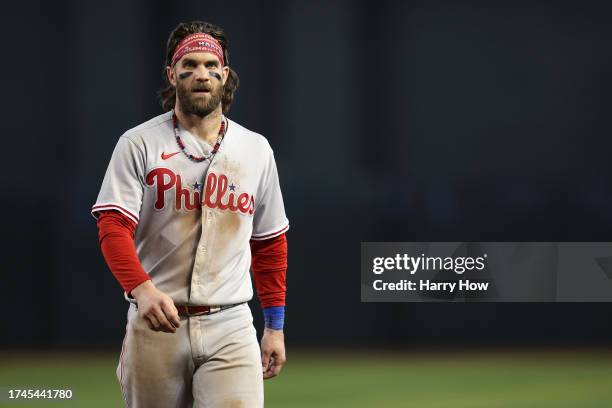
[206,62,217,68]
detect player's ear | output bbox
[221,66,230,86]
[166,66,177,87]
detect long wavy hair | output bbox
[158,21,240,114]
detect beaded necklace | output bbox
[172,111,226,163]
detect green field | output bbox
[1,349,611,407]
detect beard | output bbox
[176,80,224,118]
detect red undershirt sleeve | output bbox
[250,233,288,308]
[97,210,150,295]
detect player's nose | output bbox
[193,65,210,81]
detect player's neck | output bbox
[174,105,224,147]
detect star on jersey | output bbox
[229,183,236,192]
[192,181,202,191]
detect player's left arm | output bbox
[251,234,288,379]
[250,141,290,379]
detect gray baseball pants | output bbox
[117,302,264,407]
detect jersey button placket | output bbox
[192,156,217,300]
[192,210,214,299]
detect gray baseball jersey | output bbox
[92,111,289,305]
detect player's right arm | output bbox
[93,136,179,333]
[97,210,180,333]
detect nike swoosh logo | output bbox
[161,151,180,160]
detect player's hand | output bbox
[130,280,181,333]
[261,328,286,379]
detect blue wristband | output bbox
[263,306,285,330]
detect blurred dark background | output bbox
[3,0,612,350]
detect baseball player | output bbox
[92,21,289,407]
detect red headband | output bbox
[171,33,225,67]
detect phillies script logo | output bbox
[145,168,254,215]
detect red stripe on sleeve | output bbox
[250,233,288,308]
[97,210,151,295]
